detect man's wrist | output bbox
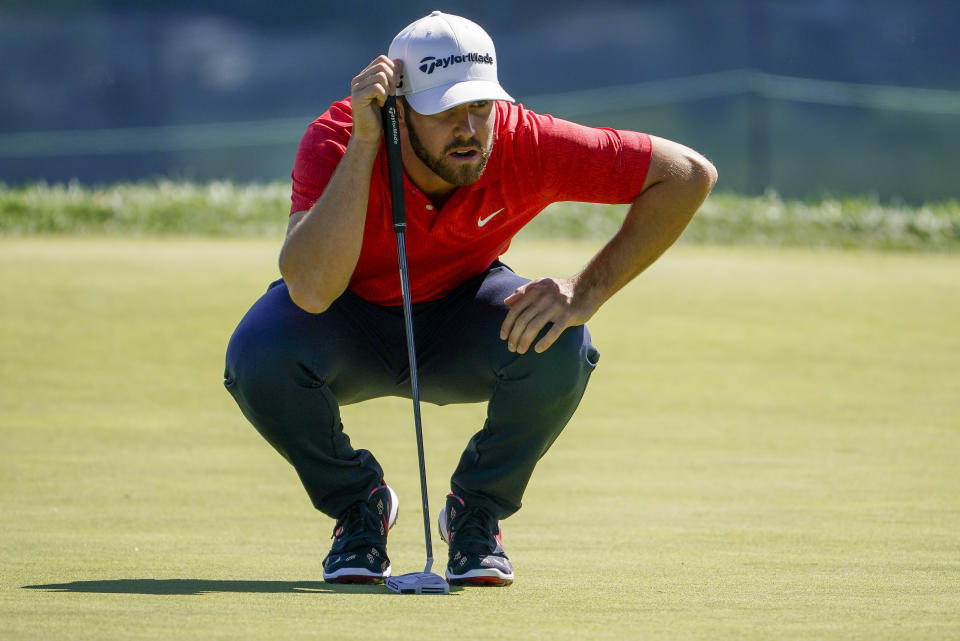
[346,134,382,158]
[570,272,607,319]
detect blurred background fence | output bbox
[1,0,958,203]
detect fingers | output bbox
[349,56,403,143]
[350,56,401,107]
[502,287,524,307]
[533,322,567,355]
[500,278,575,354]
[500,283,532,347]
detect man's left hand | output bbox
[500,278,594,354]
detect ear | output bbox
[396,97,408,129]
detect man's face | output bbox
[402,100,496,186]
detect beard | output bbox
[405,113,493,186]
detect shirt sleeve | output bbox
[518,109,652,205]
[289,101,353,215]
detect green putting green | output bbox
[1,237,957,640]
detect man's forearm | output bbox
[572,145,718,314]
[499,139,716,356]
[279,138,380,313]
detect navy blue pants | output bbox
[223,262,599,520]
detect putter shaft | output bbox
[394,230,434,573]
[382,95,437,577]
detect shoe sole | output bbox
[447,569,514,587]
[324,570,391,585]
[324,561,394,584]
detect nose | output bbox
[452,107,476,137]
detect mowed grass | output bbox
[0,236,958,640]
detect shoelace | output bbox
[330,501,385,550]
[450,506,499,554]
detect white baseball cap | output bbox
[388,11,514,115]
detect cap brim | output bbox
[404,80,514,115]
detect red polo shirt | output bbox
[290,98,652,306]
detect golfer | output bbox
[224,11,717,586]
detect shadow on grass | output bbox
[23,578,461,596]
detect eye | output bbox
[471,101,490,109]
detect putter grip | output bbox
[381,96,406,230]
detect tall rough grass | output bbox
[0,180,290,236]
[1,180,958,250]
[527,192,960,251]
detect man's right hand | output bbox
[350,56,402,145]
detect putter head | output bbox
[385,572,450,595]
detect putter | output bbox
[380,95,450,596]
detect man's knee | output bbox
[512,324,599,397]
[224,307,322,410]
[225,325,281,407]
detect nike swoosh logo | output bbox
[478,208,504,227]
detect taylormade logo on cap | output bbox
[418,53,495,75]
[388,11,514,115]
